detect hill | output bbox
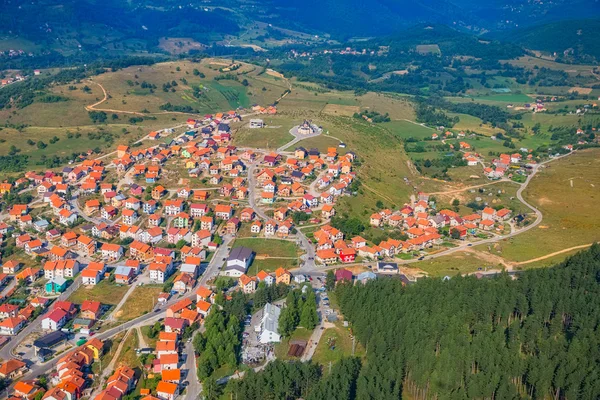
[488,19,600,63]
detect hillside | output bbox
[488,19,600,63]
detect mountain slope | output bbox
[489,19,600,62]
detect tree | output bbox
[300,291,318,330]
[325,270,336,292]
[450,228,461,240]
[375,200,384,209]
[203,376,220,400]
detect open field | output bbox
[115,285,163,321]
[284,134,343,152]
[321,104,360,117]
[69,280,130,306]
[478,149,600,262]
[233,238,299,258]
[115,331,140,368]
[416,44,441,55]
[232,117,294,149]
[406,249,507,277]
[234,238,300,274]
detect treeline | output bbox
[336,244,600,399]
[226,358,362,400]
[159,103,200,113]
[193,291,247,381]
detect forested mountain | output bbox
[488,19,600,63]
[228,245,600,399]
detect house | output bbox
[81,264,103,286]
[2,260,21,274]
[156,380,179,400]
[224,247,254,277]
[250,220,262,234]
[339,248,357,263]
[0,359,27,379]
[45,277,68,294]
[163,318,187,334]
[80,300,102,320]
[42,308,68,331]
[0,304,19,319]
[316,249,338,265]
[275,268,292,285]
[238,274,256,294]
[173,273,196,294]
[196,300,212,318]
[149,262,172,284]
[114,266,136,284]
[0,317,26,335]
[258,303,281,344]
[101,243,123,261]
[214,204,233,220]
[335,268,353,283]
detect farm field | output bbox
[478,148,600,262]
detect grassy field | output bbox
[115,285,163,321]
[284,134,343,152]
[406,250,503,277]
[232,117,294,149]
[479,149,600,262]
[382,120,435,140]
[234,238,300,274]
[311,322,365,367]
[69,280,130,306]
[115,330,140,368]
[233,238,299,257]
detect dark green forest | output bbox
[227,245,600,399]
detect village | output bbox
[0,98,568,400]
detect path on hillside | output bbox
[516,243,595,265]
[85,81,202,116]
[427,179,514,196]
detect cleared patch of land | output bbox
[321,104,360,117]
[416,44,441,55]
[69,280,129,306]
[115,285,163,321]
[311,322,365,367]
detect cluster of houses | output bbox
[2,337,104,400]
[312,195,513,265]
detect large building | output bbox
[257,303,281,344]
[223,247,254,277]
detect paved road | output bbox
[247,163,316,270]
[276,124,322,152]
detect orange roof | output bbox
[156,381,178,395]
[196,300,211,313]
[161,368,181,382]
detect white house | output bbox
[41,309,68,331]
[257,303,281,344]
